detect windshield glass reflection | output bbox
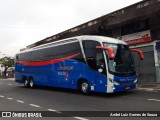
[103,43,136,76]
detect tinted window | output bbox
[83,40,107,75]
[103,43,136,76]
[19,41,84,63]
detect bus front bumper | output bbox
[113,83,136,93]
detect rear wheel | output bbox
[24,78,29,87]
[79,80,89,95]
[29,78,34,88]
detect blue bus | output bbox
[15,35,144,94]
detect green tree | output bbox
[0,57,14,77]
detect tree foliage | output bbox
[0,57,14,77]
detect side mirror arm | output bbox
[96,46,115,59]
[131,49,144,60]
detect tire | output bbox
[24,78,29,88]
[79,80,90,95]
[29,78,34,88]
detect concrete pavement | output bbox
[1,78,160,120]
[137,83,160,92]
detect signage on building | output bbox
[118,30,152,45]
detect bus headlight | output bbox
[109,78,120,85]
[114,81,120,85]
[134,79,137,83]
[109,78,113,83]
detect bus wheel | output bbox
[29,78,34,88]
[24,78,29,88]
[80,81,89,95]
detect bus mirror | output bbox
[96,46,115,59]
[131,49,144,60]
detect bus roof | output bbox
[82,35,127,45]
[18,35,127,54]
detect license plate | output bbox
[125,86,130,90]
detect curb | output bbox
[0,78,15,81]
[137,87,160,92]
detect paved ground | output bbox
[0,78,160,120]
[4,77,160,92]
[137,83,160,92]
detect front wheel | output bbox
[79,81,89,95]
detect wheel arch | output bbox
[28,76,34,81]
[22,76,27,83]
[77,78,89,90]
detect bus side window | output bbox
[82,40,106,75]
[96,50,106,75]
[83,41,99,70]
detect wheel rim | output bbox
[81,82,88,93]
[24,79,28,86]
[30,79,33,88]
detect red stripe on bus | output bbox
[17,53,80,66]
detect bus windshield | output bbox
[103,43,136,76]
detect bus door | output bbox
[82,40,107,92]
[94,50,107,92]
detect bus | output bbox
[15,35,144,94]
